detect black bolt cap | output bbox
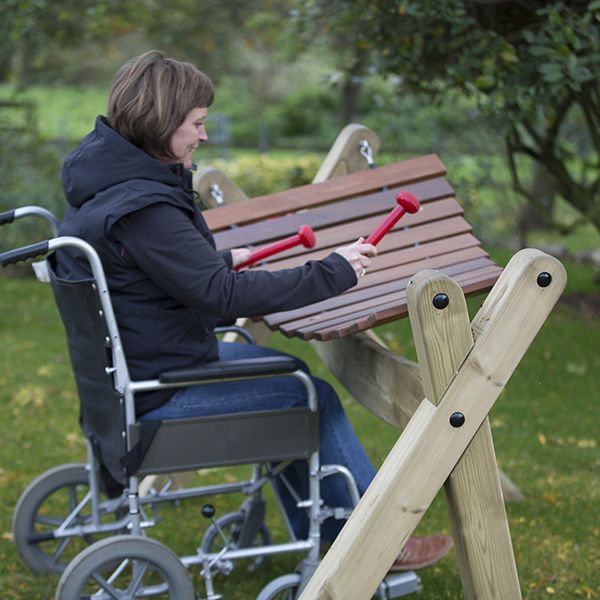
[433,293,449,309]
[201,504,216,519]
[449,412,465,427]
[537,272,552,288]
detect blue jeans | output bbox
[140,341,376,542]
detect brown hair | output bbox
[107,50,214,161]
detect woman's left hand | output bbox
[231,248,252,268]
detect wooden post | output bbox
[312,124,380,184]
[298,249,566,599]
[408,270,521,599]
[313,333,422,431]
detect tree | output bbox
[0,0,144,86]
[301,0,600,236]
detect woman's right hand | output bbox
[334,237,377,280]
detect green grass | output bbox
[0,250,598,599]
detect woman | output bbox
[57,50,451,570]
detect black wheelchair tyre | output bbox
[55,535,195,599]
[12,463,125,573]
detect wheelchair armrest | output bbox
[214,324,256,344]
[159,356,298,384]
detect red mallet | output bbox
[366,191,420,246]
[235,225,316,270]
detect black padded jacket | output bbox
[57,116,357,414]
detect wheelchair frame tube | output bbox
[8,206,59,236]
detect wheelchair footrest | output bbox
[380,571,421,598]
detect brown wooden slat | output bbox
[264,247,490,330]
[277,260,498,338]
[267,235,481,330]
[213,177,454,250]
[264,214,471,268]
[280,264,501,337]
[299,265,502,339]
[348,233,483,275]
[204,155,446,231]
[311,267,502,340]
[254,202,468,268]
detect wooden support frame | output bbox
[299,249,566,600]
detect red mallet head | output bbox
[395,191,420,214]
[365,191,421,246]
[298,224,316,248]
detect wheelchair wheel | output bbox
[12,463,125,574]
[55,535,195,599]
[201,510,272,571]
[256,573,302,600]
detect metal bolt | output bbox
[449,412,465,427]
[537,272,552,288]
[433,293,449,309]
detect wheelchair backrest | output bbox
[48,255,128,493]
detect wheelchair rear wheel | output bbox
[12,463,125,573]
[55,535,195,599]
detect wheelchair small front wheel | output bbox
[55,535,195,599]
[256,573,302,600]
[12,463,125,573]
[201,510,272,572]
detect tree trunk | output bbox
[517,166,556,247]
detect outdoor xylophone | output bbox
[205,155,502,340]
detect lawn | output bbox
[0,248,598,599]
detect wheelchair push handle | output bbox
[235,225,316,271]
[0,240,50,268]
[366,191,420,246]
[0,209,16,225]
[0,205,60,235]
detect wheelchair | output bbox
[1,208,421,599]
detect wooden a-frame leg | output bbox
[298,249,566,600]
[409,270,521,599]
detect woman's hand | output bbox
[334,238,377,279]
[231,248,252,268]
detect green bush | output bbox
[207,153,322,197]
[0,126,65,255]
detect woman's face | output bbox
[170,106,208,168]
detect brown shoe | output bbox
[389,535,453,571]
